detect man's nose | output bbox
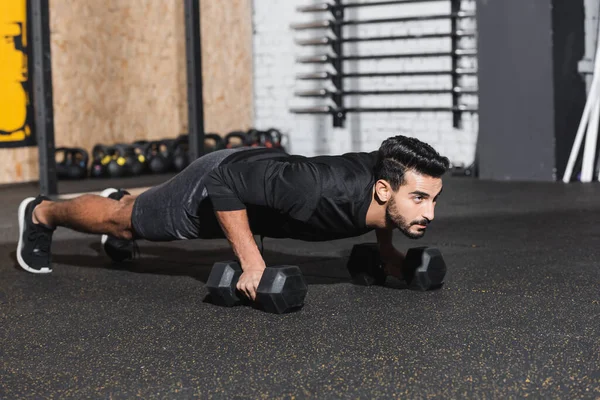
[422,203,435,222]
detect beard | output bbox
[385,197,428,239]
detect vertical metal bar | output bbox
[450,0,461,128]
[184,0,205,161]
[331,0,346,127]
[31,0,57,196]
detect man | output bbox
[17,135,448,300]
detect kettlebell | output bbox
[56,147,89,180]
[132,141,150,174]
[225,131,252,149]
[106,145,128,178]
[249,130,275,148]
[90,144,112,178]
[172,135,189,172]
[266,128,284,149]
[146,140,173,173]
[204,133,225,153]
[55,147,71,179]
[68,148,89,179]
[114,143,144,176]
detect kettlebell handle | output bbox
[225,131,251,147]
[68,147,89,166]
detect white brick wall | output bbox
[252,0,479,167]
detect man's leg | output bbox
[16,192,135,274]
[33,194,135,239]
[16,147,253,274]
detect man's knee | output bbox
[109,195,136,239]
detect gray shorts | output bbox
[131,148,249,241]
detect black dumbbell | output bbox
[205,261,308,314]
[347,243,447,291]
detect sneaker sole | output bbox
[100,188,119,246]
[17,197,52,274]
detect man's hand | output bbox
[237,265,266,301]
[380,246,405,280]
[376,228,406,280]
[214,209,268,301]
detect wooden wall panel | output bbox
[199,0,254,135]
[0,0,254,185]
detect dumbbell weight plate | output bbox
[206,261,244,307]
[256,265,308,314]
[347,243,387,286]
[403,247,447,291]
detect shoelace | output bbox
[28,230,51,256]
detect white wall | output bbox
[252,0,478,167]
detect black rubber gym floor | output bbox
[1,175,600,398]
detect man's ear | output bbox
[374,179,392,203]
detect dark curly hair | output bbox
[374,135,450,190]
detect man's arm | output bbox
[375,228,405,279]
[205,160,321,299]
[375,228,394,253]
[215,209,265,300]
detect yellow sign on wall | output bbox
[0,0,35,147]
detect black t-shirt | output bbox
[200,148,377,241]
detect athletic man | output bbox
[17,135,448,300]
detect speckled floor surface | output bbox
[1,176,599,399]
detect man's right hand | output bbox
[237,266,266,301]
[214,209,268,302]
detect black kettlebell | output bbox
[266,128,284,149]
[146,140,173,173]
[56,147,88,180]
[225,131,252,149]
[204,133,225,153]
[114,143,144,176]
[173,135,189,172]
[247,128,260,145]
[90,144,112,178]
[106,145,128,178]
[67,148,89,179]
[249,130,276,148]
[247,129,261,147]
[55,147,71,179]
[132,141,150,174]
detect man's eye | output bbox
[414,196,423,202]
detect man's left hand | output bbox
[380,246,405,280]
